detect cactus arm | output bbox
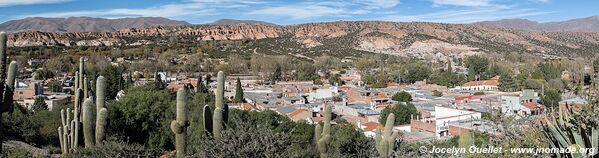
[203,105,213,136]
[96,108,107,145]
[96,76,106,112]
[172,88,188,158]
[593,128,598,152]
[82,98,94,148]
[213,107,223,140]
[215,71,224,109]
[315,124,322,143]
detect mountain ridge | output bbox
[0,17,190,33]
[473,16,599,32]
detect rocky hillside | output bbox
[207,19,276,26]
[0,17,189,33]
[6,21,599,58]
[474,16,599,32]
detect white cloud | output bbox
[431,0,492,7]
[382,7,552,23]
[248,5,352,20]
[359,0,400,9]
[247,0,397,20]
[0,0,74,7]
[17,1,249,20]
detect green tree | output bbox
[432,90,443,97]
[328,73,341,85]
[272,64,282,83]
[403,62,431,83]
[379,103,419,125]
[30,96,48,112]
[234,78,244,103]
[111,84,175,150]
[498,75,518,92]
[465,55,489,81]
[391,91,412,102]
[47,80,63,92]
[541,88,561,108]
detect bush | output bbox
[391,91,412,102]
[64,140,161,158]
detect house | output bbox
[500,90,543,116]
[410,106,481,138]
[287,109,312,122]
[455,76,500,91]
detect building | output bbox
[500,90,543,116]
[410,106,481,138]
[455,76,500,91]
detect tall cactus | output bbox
[203,71,228,140]
[315,105,332,158]
[0,32,18,154]
[171,88,189,158]
[82,98,94,148]
[58,108,80,154]
[203,105,213,136]
[95,76,107,145]
[375,113,399,158]
[58,74,108,153]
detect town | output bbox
[12,53,589,145]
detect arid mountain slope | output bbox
[474,16,599,32]
[0,17,189,33]
[7,21,599,58]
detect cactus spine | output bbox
[375,114,399,158]
[315,105,332,158]
[202,71,228,140]
[0,32,18,154]
[171,88,189,158]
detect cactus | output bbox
[82,98,94,148]
[58,108,80,154]
[95,76,107,145]
[375,113,399,158]
[0,31,18,153]
[315,105,332,158]
[543,105,598,158]
[171,88,189,158]
[203,105,213,136]
[202,71,228,140]
[58,75,108,153]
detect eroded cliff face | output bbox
[7,21,599,58]
[7,24,281,47]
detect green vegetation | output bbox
[379,103,419,126]
[391,91,412,102]
[375,114,399,158]
[465,55,490,81]
[541,88,562,108]
[234,78,244,103]
[544,104,597,157]
[0,32,18,153]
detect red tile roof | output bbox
[287,109,309,117]
[463,76,500,87]
[522,102,543,109]
[362,121,382,132]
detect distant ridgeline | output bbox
[5,21,599,58]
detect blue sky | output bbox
[0,0,597,24]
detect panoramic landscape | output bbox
[2,0,599,157]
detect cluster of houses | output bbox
[16,57,590,144]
